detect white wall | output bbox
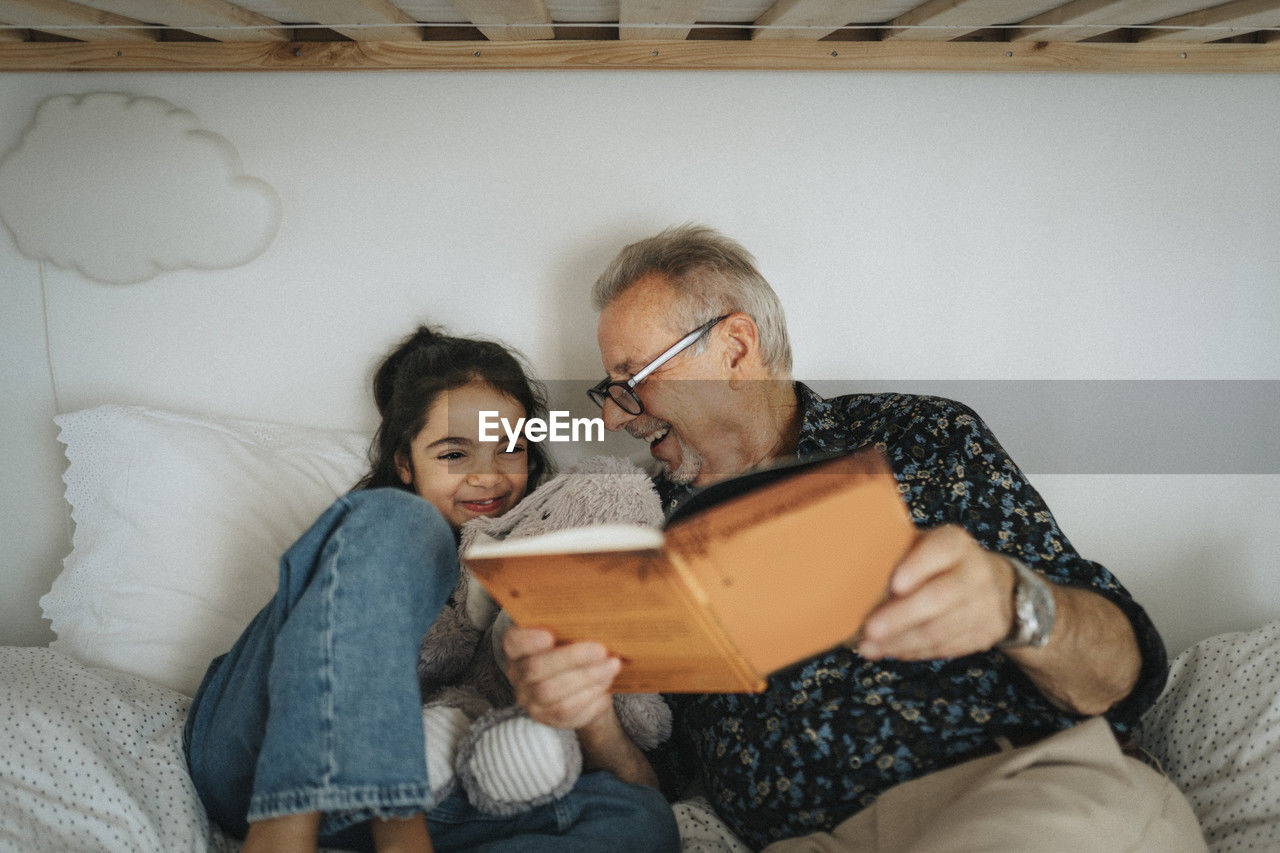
[2,70,1277,657]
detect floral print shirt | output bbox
[649,382,1168,849]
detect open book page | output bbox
[466,523,662,558]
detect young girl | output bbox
[183,326,679,853]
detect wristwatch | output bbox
[997,557,1056,649]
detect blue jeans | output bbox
[184,488,678,852]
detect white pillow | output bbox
[1140,621,1280,852]
[42,405,370,696]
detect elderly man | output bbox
[505,225,1204,851]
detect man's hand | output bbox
[504,626,621,730]
[853,523,1142,716]
[504,626,661,789]
[855,524,1016,661]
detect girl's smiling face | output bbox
[395,380,530,532]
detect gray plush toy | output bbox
[415,455,673,816]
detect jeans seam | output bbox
[553,797,572,832]
[247,781,435,830]
[321,524,343,788]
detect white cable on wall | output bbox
[38,260,62,418]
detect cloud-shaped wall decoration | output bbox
[0,92,281,285]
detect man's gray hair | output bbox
[591,224,793,376]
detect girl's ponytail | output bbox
[370,326,441,417]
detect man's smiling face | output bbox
[595,274,735,487]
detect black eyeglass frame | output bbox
[587,314,730,416]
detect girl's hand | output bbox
[504,627,621,730]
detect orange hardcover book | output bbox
[463,448,918,693]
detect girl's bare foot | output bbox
[241,811,320,853]
[370,813,434,852]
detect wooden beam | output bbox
[1012,0,1217,42]
[446,0,553,40]
[271,0,421,41]
[86,0,288,41]
[753,0,876,39]
[0,0,157,41]
[1137,0,1280,41]
[883,0,1060,40]
[0,19,28,39]
[619,0,707,40]
[0,36,1277,71]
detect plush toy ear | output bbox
[464,571,499,632]
[490,610,515,673]
[613,693,673,750]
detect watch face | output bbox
[1015,586,1039,641]
[1024,574,1055,646]
[1005,560,1054,648]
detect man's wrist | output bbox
[576,703,623,747]
[574,703,661,788]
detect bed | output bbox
[2,403,1276,852]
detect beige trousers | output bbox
[761,717,1205,853]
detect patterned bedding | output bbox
[0,647,233,852]
[0,646,747,852]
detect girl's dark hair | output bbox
[355,325,553,492]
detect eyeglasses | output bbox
[587,315,729,416]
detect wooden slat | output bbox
[752,0,875,39]
[619,0,707,40]
[272,0,421,41]
[0,19,27,39]
[883,0,1061,40]
[1012,0,1219,42]
[0,36,1278,71]
[0,0,157,41]
[1137,0,1280,41]
[87,0,289,41]
[446,0,553,40]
